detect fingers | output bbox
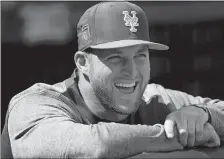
[164,119,175,138]
[164,107,210,148]
[176,120,188,147]
[203,123,221,147]
[164,117,190,147]
[187,120,196,147]
[195,121,203,144]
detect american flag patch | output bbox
[78,24,90,44]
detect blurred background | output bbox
[1,1,224,130]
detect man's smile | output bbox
[114,82,139,94]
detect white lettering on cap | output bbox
[122,11,139,32]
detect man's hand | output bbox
[195,123,220,147]
[164,106,209,147]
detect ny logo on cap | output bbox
[123,11,139,32]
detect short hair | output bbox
[83,48,94,54]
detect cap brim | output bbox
[90,40,169,50]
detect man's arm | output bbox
[144,84,224,142]
[8,94,183,158]
[165,88,224,142]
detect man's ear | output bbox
[74,51,89,75]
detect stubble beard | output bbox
[90,73,146,116]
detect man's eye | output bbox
[107,56,122,62]
[135,54,147,58]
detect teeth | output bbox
[115,82,136,88]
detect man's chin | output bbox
[111,103,140,115]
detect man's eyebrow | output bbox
[136,46,148,54]
[109,46,148,55]
[104,49,123,56]
[94,46,148,56]
[91,49,122,58]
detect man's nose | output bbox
[121,59,138,78]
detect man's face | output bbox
[87,45,150,115]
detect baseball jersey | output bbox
[2,70,224,158]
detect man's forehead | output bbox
[90,45,148,56]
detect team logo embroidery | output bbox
[78,24,90,44]
[122,11,139,32]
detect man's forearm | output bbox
[67,122,183,158]
[187,103,224,142]
[206,105,224,142]
[10,119,183,158]
[194,102,224,142]
[161,85,224,142]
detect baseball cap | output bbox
[77,1,169,51]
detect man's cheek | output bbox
[144,71,150,84]
[95,74,112,93]
[98,61,113,73]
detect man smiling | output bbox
[2,1,224,158]
[78,46,150,121]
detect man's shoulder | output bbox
[142,83,178,109]
[8,81,67,111]
[142,83,166,104]
[143,83,195,111]
[7,79,85,125]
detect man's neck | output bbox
[78,74,128,122]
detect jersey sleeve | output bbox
[143,84,224,142]
[8,93,183,158]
